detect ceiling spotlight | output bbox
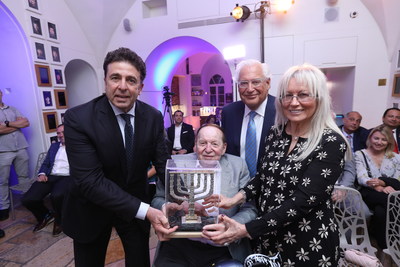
[230,4,251,22]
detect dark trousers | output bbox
[154,238,231,267]
[360,187,388,249]
[21,175,70,224]
[73,217,150,267]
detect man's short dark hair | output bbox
[173,110,184,116]
[103,47,146,83]
[383,107,400,117]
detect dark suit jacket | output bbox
[340,125,369,152]
[221,95,276,164]
[167,122,195,153]
[38,142,60,175]
[395,127,400,151]
[62,95,169,243]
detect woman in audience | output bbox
[203,63,349,266]
[355,124,400,249]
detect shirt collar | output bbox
[109,101,136,117]
[0,104,9,110]
[244,96,268,118]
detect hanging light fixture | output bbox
[230,1,295,63]
[230,4,251,22]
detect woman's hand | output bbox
[366,178,383,188]
[202,214,250,245]
[382,186,396,194]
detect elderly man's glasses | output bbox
[280,93,316,104]
[238,78,266,89]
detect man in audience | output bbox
[340,111,369,153]
[221,59,276,177]
[22,124,69,236]
[152,124,257,266]
[167,110,195,155]
[0,89,30,221]
[382,107,400,152]
[62,47,175,267]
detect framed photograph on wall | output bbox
[32,41,47,62]
[42,90,54,109]
[392,73,400,97]
[50,135,58,144]
[34,64,52,87]
[25,0,40,13]
[50,46,61,64]
[43,111,58,133]
[54,89,68,109]
[30,16,43,38]
[52,67,65,87]
[47,22,59,42]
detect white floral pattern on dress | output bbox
[243,127,346,266]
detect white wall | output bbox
[107,0,390,129]
[1,0,100,175]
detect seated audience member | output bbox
[152,124,257,266]
[355,125,400,249]
[381,107,400,152]
[0,228,4,238]
[204,114,220,126]
[167,110,195,155]
[21,124,70,236]
[340,111,369,152]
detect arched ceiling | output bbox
[64,0,400,63]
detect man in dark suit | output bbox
[22,124,69,236]
[340,111,369,152]
[63,47,175,267]
[382,107,400,152]
[221,59,276,177]
[167,110,195,155]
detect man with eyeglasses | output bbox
[221,59,276,177]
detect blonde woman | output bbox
[203,64,350,266]
[355,124,400,249]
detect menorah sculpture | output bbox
[165,159,221,238]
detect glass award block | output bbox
[165,159,221,238]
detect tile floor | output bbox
[0,193,397,267]
[0,193,158,267]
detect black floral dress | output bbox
[243,127,346,267]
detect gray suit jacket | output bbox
[152,153,257,262]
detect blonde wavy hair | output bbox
[274,63,350,161]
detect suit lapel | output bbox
[96,97,126,178]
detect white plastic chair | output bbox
[9,152,47,220]
[332,185,377,256]
[383,191,400,266]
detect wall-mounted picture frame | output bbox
[50,135,58,144]
[25,0,40,14]
[54,89,68,109]
[30,16,43,37]
[397,50,400,71]
[50,46,61,64]
[60,112,65,123]
[52,67,65,87]
[34,64,52,87]
[47,22,59,42]
[392,73,400,97]
[42,90,54,109]
[43,111,58,133]
[32,41,47,62]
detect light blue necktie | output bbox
[245,111,257,177]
